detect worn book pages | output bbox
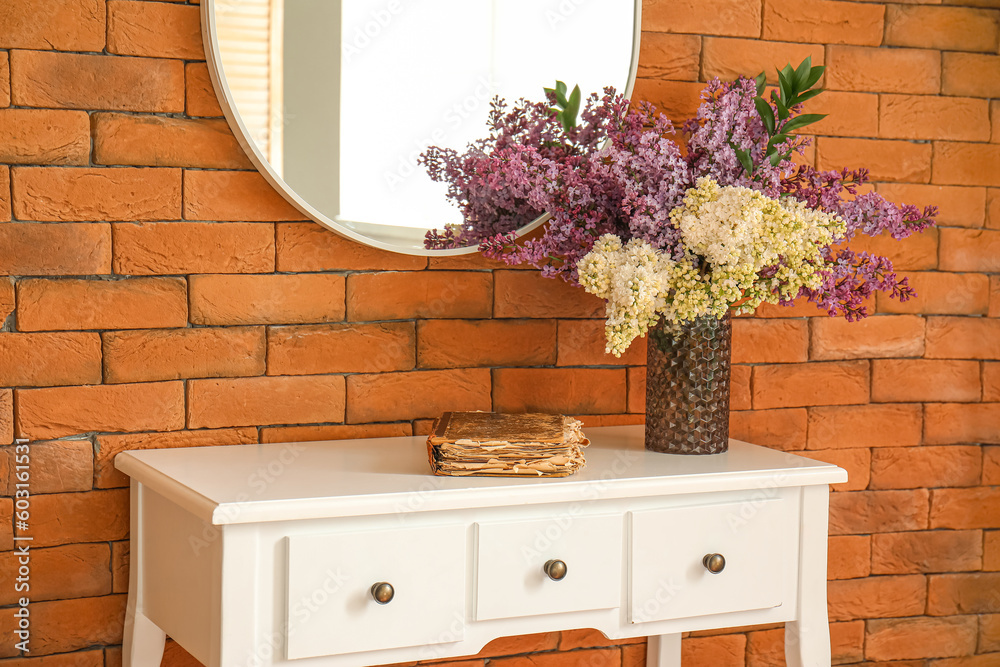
[427,412,589,477]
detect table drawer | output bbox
[286,524,466,659]
[629,499,789,623]
[475,513,623,621]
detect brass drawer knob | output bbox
[544,559,568,581]
[703,553,726,574]
[370,582,395,604]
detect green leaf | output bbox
[793,57,812,91]
[780,113,826,133]
[774,94,789,121]
[754,97,775,135]
[793,88,824,105]
[556,80,568,98]
[804,65,825,90]
[735,148,754,175]
[769,152,784,167]
[755,72,767,97]
[562,85,582,131]
[777,69,792,107]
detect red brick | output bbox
[817,137,931,183]
[943,52,1000,98]
[185,62,223,117]
[992,276,1000,317]
[643,0,761,37]
[808,404,922,450]
[931,487,1000,529]
[926,403,1000,445]
[731,364,751,411]
[94,428,257,488]
[637,33,701,81]
[0,167,9,220]
[987,532,1000,572]
[930,653,1000,667]
[275,222,427,271]
[872,359,981,403]
[830,489,929,535]
[800,448,870,491]
[27,595,127,655]
[17,277,187,331]
[872,446,982,490]
[188,375,346,429]
[990,189,1000,229]
[419,320,556,369]
[830,574,927,622]
[886,5,1000,52]
[746,621,864,666]
[0,498,10,550]
[729,408,808,451]
[828,534,871,580]
[346,369,491,422]
[112,222,273,275]
[183,170,303,221]
[348,272,492,320]
[0,332,101,387]
[557,319,644,366]
[189,274,345,325]
[0,109,90,164]
[940,228,1000,272]
[877,184,985,229]
[93,114,251,169]
[10,50,183,112]
[872,530,983,575]
[0,544,110,604]
[628,366,646,413]
[268,322,415,374]
[879,95,990,143]
[827,46,941,94]
[0,390,12,446]
[812,315,924,360]
[107,0,202,59]
[925,317,1000,359]
[17,381,185,440]
[849,227,939,271]
[491,648,617,666]
[12,167,182,222]
[935,143,1000,188]
[763,0,884,45]
[0,278,12,321]
[702,38,824,83]
[877,272,990,315]
[577,414,645,429]
[494,271,604,318]
[0,0,105,51]
[681,634,745,667]
[428,252,523,272]
[866,616,978,661]
[24,489,129,547]
[104,327,265,383]
[804,91,879,138]
[982,614,1000,651]
[493,368,627,415]
[473,632,560,659]
[259,423,412,444]
[730,318,808,363]
[5,438,93,494]
[753,361,868,409]
[0,53,7,108]
[928,573,1000,615]
[161,640,204,667]
[987,364,1000,402]
[632,79,712,126]
[0,223,111,276]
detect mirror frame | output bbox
[201,0,644,256]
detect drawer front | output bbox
[286,524,466,659]
[475,513,623,621]
[629,499,788,623]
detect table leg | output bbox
[647,633,682,667]
[123,480,166,667]
[785,484,833,667]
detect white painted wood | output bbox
[286,525,466,659]
[647,633,682,667]
[630,499,789,623]
[115,426,845,667]
[475,514,622,621]
[122,482,166,667]
[785,485,834,667]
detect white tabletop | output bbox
[115,425,847,525]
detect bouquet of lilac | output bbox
[420,60,936,354]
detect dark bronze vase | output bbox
[645,314,731,455]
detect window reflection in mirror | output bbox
[209,0,639,252]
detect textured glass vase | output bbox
[645,314,732,455]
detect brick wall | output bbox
[0,0,997,665]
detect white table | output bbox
[115,425,846,667]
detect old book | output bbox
[427,412,589,477]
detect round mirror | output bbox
[202,0,642,255]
